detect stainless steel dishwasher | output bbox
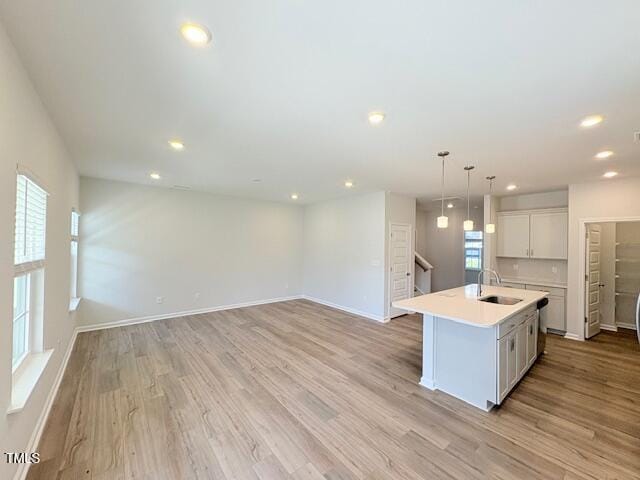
[536,297,549,357]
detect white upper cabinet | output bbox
[496,214,530,258]
[496,209,567,260]
[529,211,568,259]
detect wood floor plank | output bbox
[27,300,640,480]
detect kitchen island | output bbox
[393,284,548,411]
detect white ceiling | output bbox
[1,0,639,206]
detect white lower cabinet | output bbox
[496,308,537,404]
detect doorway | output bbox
[584,220,640,339]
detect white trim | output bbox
[69,297,81,313]
[14,329,78,480]
[301,295,388,323]
[77,295,304,332]
[564,332,583,341]
[616,322,637,331]
[600,323,618,332]
[419,376,436,390]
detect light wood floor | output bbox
[28,300,640,479]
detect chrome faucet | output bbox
[477,269,501,297]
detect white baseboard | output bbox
[301,295,388,323]
[617,322,637,331]
[600,323,618,332]
[564,332,583,341]
[77,295,304,332]
[419,376,436,390]
[15,328,79,480]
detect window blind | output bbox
[14,175,47,272]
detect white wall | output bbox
[302,192,387,320]
[0,23,79,480]
[417,206,484,292]
[385,193,416,318]
[78,177,304,326]
[567,178,640,339]
[498,190,568,211]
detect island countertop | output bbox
[392,284,548,328]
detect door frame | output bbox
[578,216,640,340]
[388,222,414,319]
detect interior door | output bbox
[389,223,412,318]
[585,224,602,339]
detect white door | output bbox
[529,212,568,259]
[585,224,602,339]
[389,224,412,318]
[496,214,530,258]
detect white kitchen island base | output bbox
[394,285,545,411]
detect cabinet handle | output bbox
[529,325,533,335]
[525,249,529,256]
[530,249,534,256]
[510,339,515,352]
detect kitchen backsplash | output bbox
[495,257,567,285]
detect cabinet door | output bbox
[526,315,537,367]
[497,214,530,258]
[529,212,568,259]
[516,322,528,380]
[541,295,565,332]
[497,335,509,403]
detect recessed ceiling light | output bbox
[344,180,354,188]
[506,184,517,191]
[447,203,454,209]
[580,115,603,128]
[603,171,618,178]
[150,172,161,180]
[368,111,385,125]
[168,140,184,151]
[180,22,212,46]
[595,150,614,159]
[290,193,299,200]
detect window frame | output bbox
[12,274,31,372]
[12,172,48,369]
[70,209,80,301]
[464,230,484,272]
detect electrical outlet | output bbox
[194,292,201,301]
[551,266,558,274]
[156,296,164,304]
[512,263,519,271]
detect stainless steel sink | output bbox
[478,295,522,305]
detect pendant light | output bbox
[437,151,450,228]
[485,176,496,234]
[463,165,475,231]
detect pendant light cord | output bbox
[467,169,470,220]
[441,157,445,217]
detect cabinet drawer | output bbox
[498,313,523,338]
[525,284,566,297]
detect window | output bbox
[464,230,483,271]
[12,173,47,371]
[12,275,30,369]
[70,210,80,301]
